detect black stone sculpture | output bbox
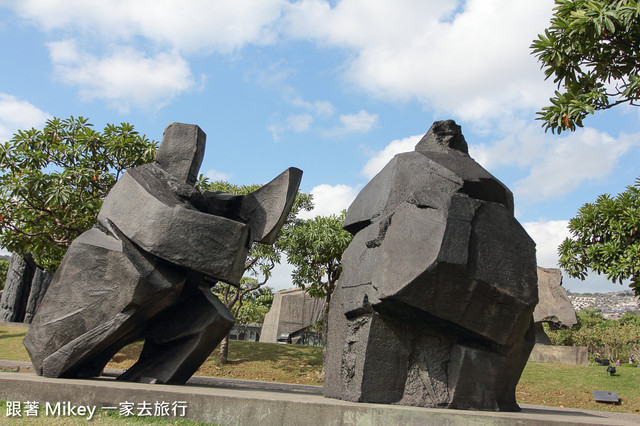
[23,123,302,384]
[323,120,538,411]
[0,253,51,323]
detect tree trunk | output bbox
[218,333,230,366]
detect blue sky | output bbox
[1,0,639,293]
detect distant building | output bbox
[230,323,262,342]
[567,290,639,318]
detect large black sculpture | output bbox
[23,123,302,384]
[323,120,537,411]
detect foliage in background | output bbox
[558,179,640,295]
[280,211,353,353]
[531,0,640,133]
[0,257,8,291]
[197,176,313,364]
[235,286,274,327]
[545,310,640,361]
[281,211,352,301]
[0,116,157,270]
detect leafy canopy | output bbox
[281,211,353,300]
[0,257,8,291]
[531,0,640,133]
[0,116,157,270]
[558,178,640,295]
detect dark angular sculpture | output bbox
[323,120,537,411]
[533,267,577,344]
[0,253,53,324]
[0,253,35,322]
[23,123,302,384]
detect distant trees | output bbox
[0,116,157,270]
[0,257,8,290]
[234,285,274,337]
[281,211,352,302]
[545,310,640,362]
[280,211,353,350]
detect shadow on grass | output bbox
[219,341,322,366]
[0,332,27,340]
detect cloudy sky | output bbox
[1,0,638,293]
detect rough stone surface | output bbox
[23,268,52,324]
[23,122,302,384]
[324,120,538,412]
[0,253,52,324]
[0,253,35,322]
[259,288,325,343]
[533,267,577,344]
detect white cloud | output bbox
[339,110,378,133]
[7,1,559,123]
[287,114,314,132]
[521,219,631,293]
[205,169,232,182]
[48,40,197,112]
[261,261,295,291]
[284,0,556,124]
[361,134,421,179]
[300,183,359,219]
[267,113,314,140]
[521,219,569,269]
[9,0,286,53]
[0,94,50,142]
[323,110,378,137]
[470,121,640,202]
[513,129,639,202]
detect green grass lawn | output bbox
[1,325,638,414]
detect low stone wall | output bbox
[528,344,588,365]
[2,372,638,425]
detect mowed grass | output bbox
[107,339,323,385]
[2,325,639,414]
[517,362,640,414]
[0,325,322,386]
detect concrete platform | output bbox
[529,344,589,365]
[1,371,639,425]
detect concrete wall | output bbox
[528,344,589,366]
[260,288,324,343]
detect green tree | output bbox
[0,116,157,270]
[0,257,8,291]
[546,310,640,361]
[280,211,353,350]
[618,312,640,326]
[234,286,274,339]
[558,179,640,295]
[531,0,640,133]
[197,176,313,365]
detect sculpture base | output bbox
[1,371,637,425]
